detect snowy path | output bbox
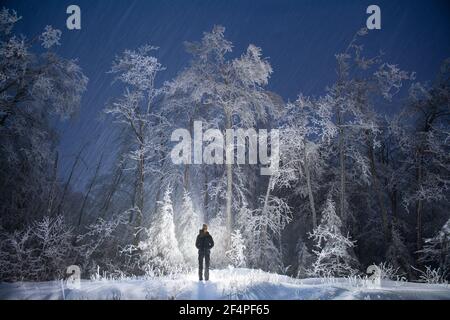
[0,268,449,300]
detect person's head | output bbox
[202,224,208,232]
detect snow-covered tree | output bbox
[391,59,450,253]
[385,224,413,278]
[277,97,331,229]
[309,196,357,277]
[183,25,274,243]
[419,219,450,276]
[320,28,412,239]
[237,197,291,272]
[0,8,87,228]
[138,187,183,275]
[105,45,166,236]
[75,211,129,272]
[295,238,314,279]
[177,190,200,267]
[226,229,246,268]
[209,211,228,268]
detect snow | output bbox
[1,268,449,300]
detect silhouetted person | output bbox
[195,224,214,281]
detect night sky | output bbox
[3,0,450,190]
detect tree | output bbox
[295,238,314,279]
[208,210,228,268]
[277,96,331,229]
[237,197,291,272]
[419,218,450,276]
[138,187,184,275]
[0,8,87,229]
[392,59,450,254]
[177,190,201,267]
[309,196,357,277]
[325,28,411,238]
[226,229,246,268]
[183,25,274,245]
[105,45,165,237]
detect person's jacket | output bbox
[195,230,214,254]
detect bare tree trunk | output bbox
[367,138,390,242]
[262,176,272,215]
[304,154,317,229]
[100,161,124,219]
[203,169,209,223]
[56,144,86,216]
[47,151,59,216]
[225,110,233,245]
[260,175,273,268]
[183,118,193,191]
[133,140,145,240]
[78,153,103,227]
[416,153,424,253]
[338,112,346,223]
[390,188,398,225]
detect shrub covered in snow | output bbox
[0,216,75,281]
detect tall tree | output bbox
[181,25,273,245]
[0,9,87,229]
[105,45,165,239]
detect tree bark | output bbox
[46,151,59,216]
[338,112,346,223]
[203,169,209,223]
[367,137,390,242]
[183,117,194,191]
[416,152,424,253]
[304,153,317,229]
[225,110,233,244]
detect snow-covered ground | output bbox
[0,268,449,300]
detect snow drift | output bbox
[1,268,449,300]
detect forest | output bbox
[0,7,449,284]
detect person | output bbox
[195,224,214,281]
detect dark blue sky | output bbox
[4,0,450,190]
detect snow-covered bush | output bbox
[376,262,406,281]
[308,197,358,277]
[0,216,75,281]
[412,266,448,285]
[76,211,129,275]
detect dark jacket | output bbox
[195,230,214,253]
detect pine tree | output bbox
[177,190,200,267]
[226,229,246,268]
[309,196,357,277]
[419,219,450,275]
[209,211,228,268]
[138,187,183,275]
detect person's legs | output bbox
[198,251,204,281]
[204,251,210,281]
